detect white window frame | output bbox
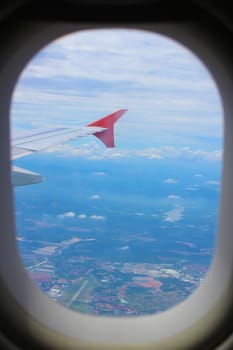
[0,20,233,349]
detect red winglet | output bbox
[87,109,127,148]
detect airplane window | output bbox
[10,28,223,317]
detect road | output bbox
[27,258,48,270]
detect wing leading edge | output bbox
[12,109,127,186]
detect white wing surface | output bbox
[11,109,127,186]
[11,126,105,160]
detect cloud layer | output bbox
[163,205,184,222]
[11,28,223,151]
[47,141,222,162]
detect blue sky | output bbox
[11,28,223,159]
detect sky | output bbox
[11,28,223,159]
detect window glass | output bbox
[11,29,223,316]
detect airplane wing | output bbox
[11,109,127,186]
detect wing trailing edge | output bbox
[87,109,127,148]
[12,166,43,186]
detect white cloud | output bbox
[19,29,215,94]
[89,195,101,200]
[92,172,106,176]
[134,149,162,159]
[45,142,222,162]
[90,215,106,220]
[164,178,178,184]
[195,173,203,177]
[186,186,199,191]
[11,28,223,151]
[168,195,180,200]
[206,180,219,185]
[164,205,184,222]
[159,147,222,161]
[120,245,129,251]
[58,211,75,219]
[78,214,87,219]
